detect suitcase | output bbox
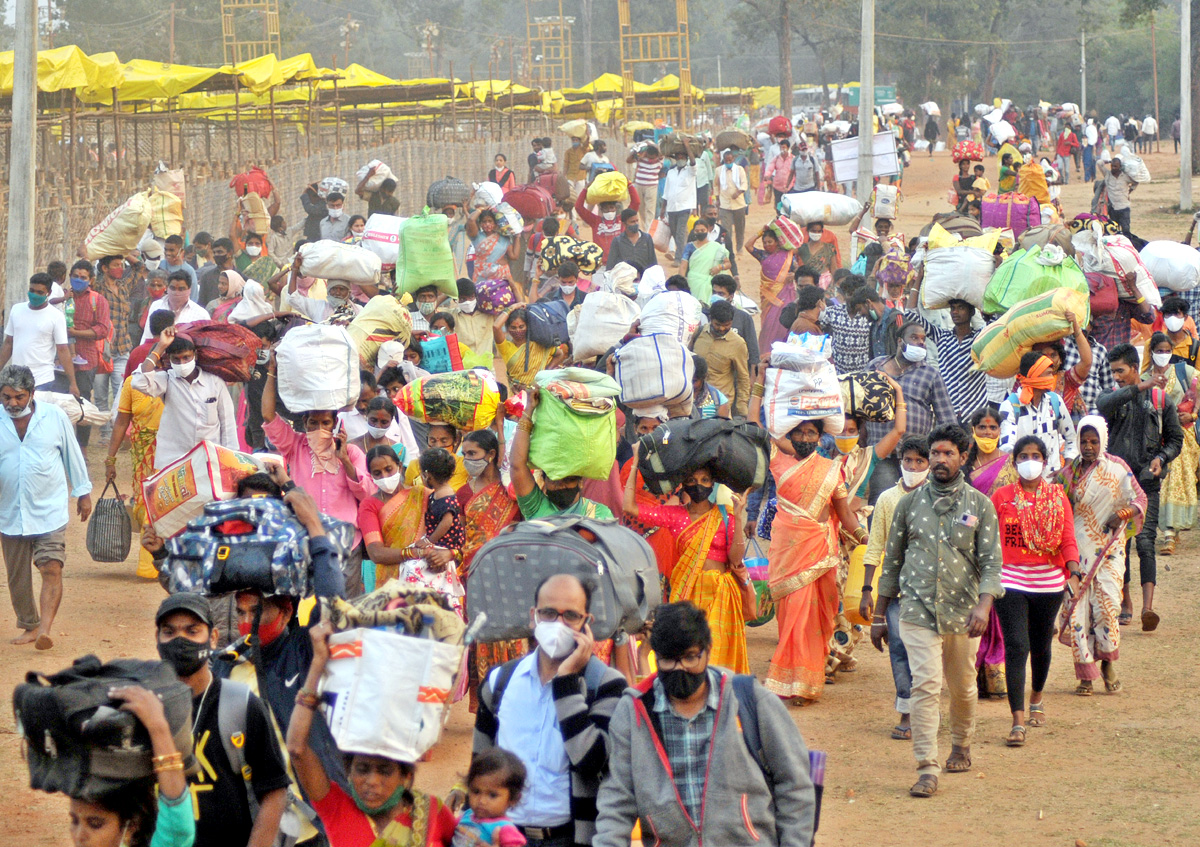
[524,300,570,349]
[636,418,772,496]
[981,192,1041,237]
[503,184,556,227]
[466,516,661,642]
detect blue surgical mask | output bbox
[69,277,90,292]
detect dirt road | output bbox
[1,148,1198,846]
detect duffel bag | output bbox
[230,165,273,198]
[970,288,1091,378]
[82,192,153,260]
[144,442,278,538]
[636,418,771,497]
[346,295,412,368]
[525,300,570,349]
[318,176,348,199]
[14,655,195,798]
[475,278,516,315]
[982,244,1088,316]
[467,516,661,642]
[277,324,360,411]
[86,481,132,563]
[165,496,354,596]
[502,184,555,226]
[298,240,382,286]
[426,175,471,209]
[715,127,754,151]
[393,369,501,430]
[570,291,641,360]
[174,320,263,383]
[763,365,844,439]
[839,372,896,423]
[586,171,629,205]
[394,213,456,297]
[614,334,693,410]
[1140,240,1200,292]
[921,245,995,311]
[981,192,1040,237]
[540,235,604,275]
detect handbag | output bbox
[743,537,775,627]
[85,480,132,563]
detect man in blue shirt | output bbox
[0,364,92,649]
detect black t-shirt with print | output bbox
[189,678,291,847]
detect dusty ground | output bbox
[2,148,1198,846]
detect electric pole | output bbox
[6,0,37,309]
[1079,29,1086,117]
[1182,0,1193,210]
[856,0,875,202]
[170,4,176,64]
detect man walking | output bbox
[716,149,749,252]
[875,423,1003,798]
[65,262,112,447]
[0,365,92,649]
[0,273,79,396]
[594,601,816,847]
[1099,154,1138,238]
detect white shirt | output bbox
[1142,116,1158,136]
[1085,123,1099,145]
[0,401,91,536]
[492,653,571,827]
[1105,116,1121,137]
[286,292,362,324]
[141,298,211,343]
[131,367,238,468]
[5,302,68,386]
[338,408,421,462]
[662,163,698,213]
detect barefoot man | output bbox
[0,364,92,648]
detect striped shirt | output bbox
[1062,335,1114,414]
[865,355,957,453]
[992,483,1079,593]
[634,158,663,186]
[904,311,986,421]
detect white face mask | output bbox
[171,359,197,379]
[1165,315,1186,333]
[808,231,822,242]
[533,620,578,660]
[1152,351,1173,368]
[602,211,618,221]
[459,300,477,314]
[374,471,402,494]
[366,424,390,439]
[328,207,344,220]
[245,245,262,257]
[902,343,927,363]
[901,467,929,489]
[5,401,32,419]
[143,258,161,271]
[559,283,577,294]
[1016,459,1044,481]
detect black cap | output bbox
[155,593,213,627]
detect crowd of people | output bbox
[6,104,1197,847]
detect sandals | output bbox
[1006,726,1027,747]
[1075,681,1094,696]
[945,746,971,773]
[1105,678,1123,693]
[890,725,912,740]
[1028,704,1046,727]
[1101,660,1121,693]
[1118,611,1133,626]
[1141,609,1160,632]
[909,774,938,798]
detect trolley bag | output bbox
[86,481,132,563]
[981,192,1040,237]
[14,655,196,798]
[393,370,501,430]
[174,321,263,383]
[345,296,412,369]
[838,372,896,423]
[298,241,382,287]
[613,334,694,410]
[530,369,621,480]
[982,245,1088,316]
[467,516,661,642]
[142,442,279,538]
[636,418,772,497]
[502,184,555,225]
[276,324,360,411]
[230,166,274,198]
[524,300,570,349]
[570,291,641,360]
[474,278,517,315]
[394,213,456,297]
[164,497,354,597]
[1140,241,1200,292]
[426,176,471,209]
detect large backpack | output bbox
[13,656,195,798]
[467,516,660,642]
[636,417,771,496]
[524,300,571,349]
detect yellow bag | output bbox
[239,191,270,234]
[970,288,1090,378]
[346,295,413,368]
[147,188,183,238]
[926,222,1000,253]
[83,192,154,260]
[843,545,875,626]
[586,171,629,205]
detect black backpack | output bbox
[13,655,195,798]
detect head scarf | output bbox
[1076,414,1109,456]
[219,269,246,300]
[1018,355,1058,404]
[229,280,273,323]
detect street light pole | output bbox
[1181,0,1193,211]
[856,0,875,202]
[6,0,37,309]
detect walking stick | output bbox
[1057,529,1122,645]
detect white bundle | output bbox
[356,159,396,193]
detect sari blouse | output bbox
[637,504,733,564]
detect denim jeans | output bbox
[886,599,912,714]
[1082,147,1096,182]
[667,210,691,260]
[1056,154,1071,185]
[93,353,130,433]
[1125,485,1158,586]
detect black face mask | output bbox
[683,483,714,503]
[158,636,212,678]
[545,485,581,510]
[659,667,707,700]
[790,439,819,459]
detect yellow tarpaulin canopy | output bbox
[0,45,123,96]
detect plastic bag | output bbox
[971,288,1091,378]
[763,363,844,438]
[1140,241,1200,292]
[361,214,407,271]
[982,245,1088,315]
[570,292,641,360]
[355,159,396,193]
[586,172,630,205]
[277,324,360,411]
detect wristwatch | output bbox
[281,480,297,493]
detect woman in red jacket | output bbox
[991,435,1080,748]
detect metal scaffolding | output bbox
[526,0,574,90]
[618,0,693,127]
[221,0,282,65]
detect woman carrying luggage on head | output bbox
[65,685,195,847]
[492,305,568,392]
[466,208,520,285]
[622,446,752,673]
[746,223,798,352]
[288,621,457,847]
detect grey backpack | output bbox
[466,515,661,642]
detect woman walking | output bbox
[746,224,798,352]
[466,208,520,285]
[1143,331,1199,554]
[991,435,1080,747]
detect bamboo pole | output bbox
[68,95,77,203]
[270,88,279,162]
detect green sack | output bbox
[982,244,1088,316]
[530,393,617,480]
[395,212,457,298]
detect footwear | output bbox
[1028,703,1046,727]
[1105,678,1123,693]
[1118,611,1133,626]
[1160,534,1176,555]
[945,746,971,773]
[1141,609,1160,632]
[1101,660,1121,693]
[1006,726,1026,747]
[891,724,912,740]
[909,775,938,797]
[1075,681,1093,696]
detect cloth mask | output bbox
[69,276,90,292]
[245,245,262,257]
[791,439,819,459]
[327,295,348,310]
[237,611,288,647]
[374,472,402,494]
[171,359,197,379]
[157,636,211,677]
[348,781,409,816]
[545,485,580,509]
[144,259,161,271]
[5,402,32,419]
[808,231,822,242]
[659,667,707,700]
[419,301,437,316]
[1165,315,1186,333]
[27,292,48,307]
[533,620,578,660]
[683,483,714,503]
[166,289,190,310]
[1016,459,1044,481]
[1152,352,1173,368]
[974,435,999,453]
[834,436,860,454]
[901,467,930,488]
[306,429,339,474]
[459,300,477,314]
[366,424,390,439]
[902,343,927,363]
[463,457,489,478]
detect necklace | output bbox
[192,678,214,736]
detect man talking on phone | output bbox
[260,348,376,596]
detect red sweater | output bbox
[575,184,640,261]
[992,483,1080,592]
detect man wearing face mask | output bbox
[133,326,237,468]
[197,237,236,306]
[319,191,350,242]
[605,208,657,271]
[450,278,495,355]
[593,601,816,847]
[0,273,79,397]
[407,284,442,333]
[64,262,113,447]
[141,271,210,343]
[511,389,614,519]
[875,424,1004,798]
[539,261,587,310]
[153,592,290,847]
[474,573,631,847]
[0,364,91,649]
[1147,296,1198,365]
[690,299,751,417]
[575,183,639,264]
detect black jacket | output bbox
[1097,384,1185,490]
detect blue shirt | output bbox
[0,400,92,536]
[493,652,571,827]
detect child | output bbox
[972,163,991,193]
[402,447,466,614]
[998,153,1019,193]
[454,749,527,847]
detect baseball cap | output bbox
[155,593,213,627]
